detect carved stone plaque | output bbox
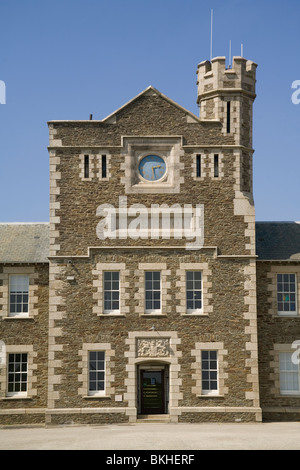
[137,338,170,357]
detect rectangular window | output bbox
[186,271,202,312]
[84,155,89,178]
[196,154,201,178]
[145,271,161,313]
[279,352,300,395]
[103,271,120,313]
[102,154,107,178]
[201,350,218,394]
[277,274,297,315]
[7,353,28,396]
[214,154,219,178]
[89,351,105,395]
[9,275,29,316]
[226,101,231,133]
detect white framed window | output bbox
[176,262,212,316]
[186,271,202,313]
[279,352,300,395]
[201,350,218,395]
[88,351,105,396]
[277,274,297,315]
[145,271,161,313]
[7,353,28,397]
[103,271,120,314]
[9,275,29,317]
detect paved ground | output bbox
[0,421,300,450]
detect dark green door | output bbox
[140,370,165,414]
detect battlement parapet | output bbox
[197,56,257,100]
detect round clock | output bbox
[138,155,167,182]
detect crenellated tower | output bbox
[197,56,257,149]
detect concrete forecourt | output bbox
[0,422,300,450]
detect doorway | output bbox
[138,365,169,415]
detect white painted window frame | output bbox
[277,273,298,317]
[88,350,106,397]
[9,274,29,318]
[186,270,203,315]
[279,351,300,396]
[201,350,219,396]
[6,352,28,398]
[144,271,161,314]
[103,271,120,315]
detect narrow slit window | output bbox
[84,155,89,178]
[226,101,231,133]
[196,154,201,178]
[102,155,107,179]
[214,154,219,178]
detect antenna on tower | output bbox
[241,43,244,57]
[210,9,213,61]
[229,40,232,68]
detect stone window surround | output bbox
[120,136,184,194]
[92,263,130,316]
[134,263,171,316]
[267,266,300,317]
[0,344,37,400]
[175,262,213,316]
[191,341,228,397]
[79,150,111,182]
[0,267,39,320]
[78,342,115,398]
[270,343,300,397]
[191,151,224,180]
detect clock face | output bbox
[138,155,167,182]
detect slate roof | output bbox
[0,223,49,263]
[256,222,300,261]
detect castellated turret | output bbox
[197,56,257,149]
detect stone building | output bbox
[1,56,300,426]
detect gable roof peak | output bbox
[102,85,200,124]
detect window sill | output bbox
[140,313,167,317]
[97,313,125,317]
[280,393,300,397]
[83,395,111,399]
[182,312,209,317]
[3,316,34,321]
[1,396,32,401]
[197,394,224,398]
[277,313,299,318]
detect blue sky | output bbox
[0,0,299,222]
